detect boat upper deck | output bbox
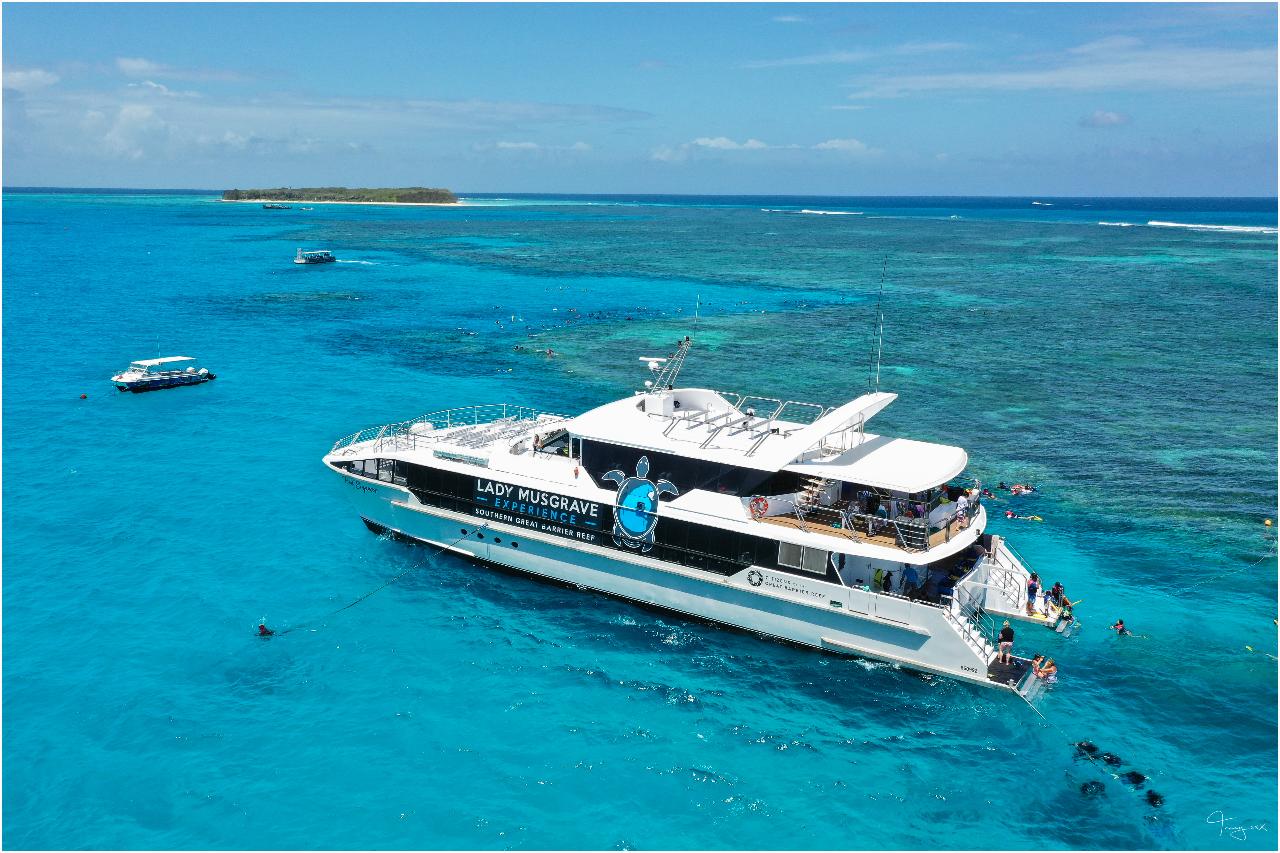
[327,393,984,562]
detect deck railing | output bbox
[330,403,564,455]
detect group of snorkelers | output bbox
[1075,741,1164,808]
[988,482,1043,520]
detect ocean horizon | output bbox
[3,188,1276,850]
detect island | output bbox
[222,186,458,205]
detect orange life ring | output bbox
[749,496,769,519]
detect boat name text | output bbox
[475,479,601,528]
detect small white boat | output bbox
[295,248,336,265]
[111,356,216,393]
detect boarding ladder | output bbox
[946,585,997,663]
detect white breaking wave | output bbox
[1147,220,1277,235]
[337,259,378,264]
[1031,201,1053,206]
[1098,221,1135,227]
[762,208,863,216]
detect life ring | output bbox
[749,496,769,519]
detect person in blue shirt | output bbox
[901,564,920,598]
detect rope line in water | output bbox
[1168,536,1277,596]
[264,522,490,637]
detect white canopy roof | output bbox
[566,387,966,489]
[131,356,195,367]
[785,433,968,494]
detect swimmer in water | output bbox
[1074,741,1100,758]
[1110,619,1131,636]
[258,623,274,637]
[1121,770,1147,788]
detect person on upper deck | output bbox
[954,491,970,528]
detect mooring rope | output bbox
[261,522,490,637]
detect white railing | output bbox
[330,403,564,456]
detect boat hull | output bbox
[332,469,1003,691]
[114,374,216,393]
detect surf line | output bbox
[258,522,490,637]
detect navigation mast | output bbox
[869,259,886,393]
[640,336,693,391]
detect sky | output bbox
[2,2,1276,195]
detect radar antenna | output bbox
[640,336,693,391]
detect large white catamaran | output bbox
[325,338,1072,698]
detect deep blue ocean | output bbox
[3,190,1277,850]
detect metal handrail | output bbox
[330,403,565,455]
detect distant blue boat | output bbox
[111,356,216,393]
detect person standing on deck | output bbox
[901,564,920,598]
[954,491,970,528]
[998,620,1015,664]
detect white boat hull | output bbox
[332,470,1005,691]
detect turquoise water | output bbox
[3,191,1276,850]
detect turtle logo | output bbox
[747,570,764,587]
[601,455,678,552]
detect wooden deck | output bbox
[760,512,969,552]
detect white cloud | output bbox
[746,51,871,69]
[846,42,1275,98]
[746,41,967,69]
[127,80,199,98]
[692,136,768,150]
[1079,110,1130,128]
[3,68,60,92]
[1067,36,1144,56]
[813,137,872,153]
[7,84,640,168]
[650,144,687,163]
[490,140,593,153]
[652,135,880,162]
[773,15,806,23]
[116,57,164,78]
[115,56,251,82]
[102,104,170,159]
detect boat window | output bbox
[778,541,803,570]
[361,458,378,477]
[377,458,396,483]
[799,547,829,575]
[777,542,827,575]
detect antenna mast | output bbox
[869,259,886,392]
[642,336,693,391]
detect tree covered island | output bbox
[222,186,458,204]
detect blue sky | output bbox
[3,3,1276,195]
